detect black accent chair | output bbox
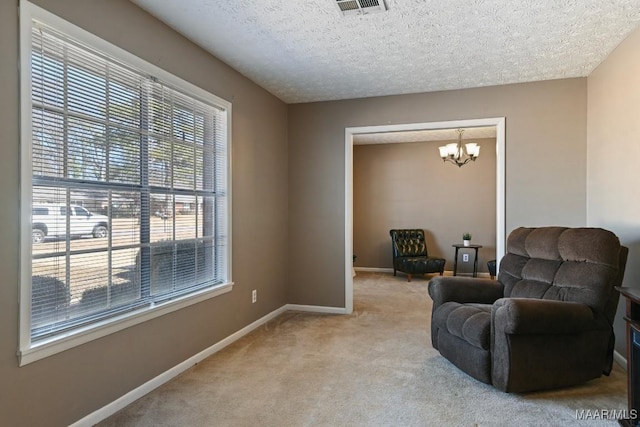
[390,229,445,282]
[428,227,628,392]
[487,259,497,279]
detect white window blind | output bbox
[26,20,229,345]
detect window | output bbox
[20,3,232,364]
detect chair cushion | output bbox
[433,302,492,350]
[396,256,444,274]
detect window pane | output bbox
[150,241,211,295]
[71,251,110,315]
[112,192,140,247]
[32,109,64,178]
[196,240,215,284]
[32,186,67,247]
[108,128,141,185]
[150,193,173,242]
[149,91,172,137]
[194,114,205,146]
[32,185,65,205]
[175,241,197,290]
[195,147,204,190]
[173,142,195,190]
[150,243,174,296]
[32,258,68,330]
[67,117,107,181]
[111,248,140,303]
[148,138,172,187]
[173,103,195,143]
[200,195,215,238]
[31,37,65,108]
[67,58,107,120]
[175,195,196,240]
[79,248,140,314]
[202,144,214,191]
[108,72,141,128]
[68,190,109,251]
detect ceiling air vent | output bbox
[335,0,387,16]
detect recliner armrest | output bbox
[492,298,596,335]
[428,276,504,308]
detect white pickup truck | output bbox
[32,204,109,243]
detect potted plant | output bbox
[463,232,472,246]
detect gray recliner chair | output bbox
[428,227,628,392]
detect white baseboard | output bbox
[70,304,290,427]
[285,304,348,315]
[354,267,393,273]
[614,350,627,370]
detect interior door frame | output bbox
[344,117,506,313]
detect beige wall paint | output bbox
[0,0,288,425]
[289,78,587,306]
[353,139,496,274]
[587,26,640,354]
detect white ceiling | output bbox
[131,0,640,104]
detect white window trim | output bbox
[18,0,233,366]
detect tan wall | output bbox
[0,1,288,425]
[587,26,640,354]
[289,78,587,306]
[353,139,496,274]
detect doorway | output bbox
[343,118,506,313]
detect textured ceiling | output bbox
[353,126,496,145]
[131,0,640,104]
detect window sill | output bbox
[18,282,234,366]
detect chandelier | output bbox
[438,129,480,167]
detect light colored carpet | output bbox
[100,272,627,426]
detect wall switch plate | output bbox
[252,290,257,303]
[463,254,469,262]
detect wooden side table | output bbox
[615,286,640,426]
[452,244,483,277]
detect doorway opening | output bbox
[344,118,506,313]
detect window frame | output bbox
[18,1,233,366]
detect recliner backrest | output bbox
[390,229,428,258]
[499,227,622,314]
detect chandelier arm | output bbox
[443,156,475,167]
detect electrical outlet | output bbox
[463,254,469,262]
[252,289,257,304]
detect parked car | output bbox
[32,204,109,243]
[154,210,172,220]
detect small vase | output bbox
[463,240,470,247]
